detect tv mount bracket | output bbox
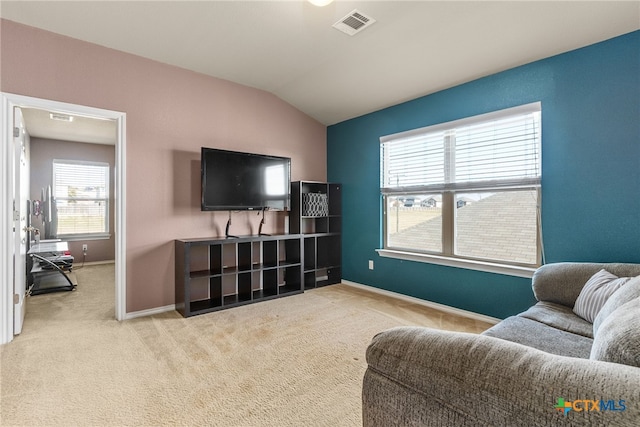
[225,211,239,239]
[258,207,270,237]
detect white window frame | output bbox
[377,103,542,278]
[52,159,111,240]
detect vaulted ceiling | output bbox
[2,1,639,126]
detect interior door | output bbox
[13,107,29,335]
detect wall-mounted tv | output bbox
[201,147,291,211]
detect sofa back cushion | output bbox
[531,263,640,307]
[593,275,640,334]
[590,297,640,368]
[572,269,632,323]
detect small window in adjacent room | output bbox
[379,102,542,272]
[52,159,110,237]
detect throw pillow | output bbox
[573,269,631,323]
[590,297,640,368]
[593,275,640,334]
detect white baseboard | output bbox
[124,304,176,320]
[341,280,500,325]
[123,282,500,324]
[79,260,115,266]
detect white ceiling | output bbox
[20,108,117,145]
[2,0,639,134]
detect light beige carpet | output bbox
[1,264,492,426]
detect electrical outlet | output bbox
[368,260,374,270]
[82,244,88,254]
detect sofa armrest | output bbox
[363,327,640,427]
[531,262,640,307]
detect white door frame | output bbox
[1,92,127,345]
[13,107,28,335]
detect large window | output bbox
[380,103,541,270]
[52,160,110,237]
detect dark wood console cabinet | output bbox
[175,234,302,317]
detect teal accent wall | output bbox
[327,31,640,319]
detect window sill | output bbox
[375,249,536,278]
[55,233,111,242]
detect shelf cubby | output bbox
[238,242,252,271]
[263,269,279,297]
[263,240,278,268]
[304,238,316,271]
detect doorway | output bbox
[1,93,127,345]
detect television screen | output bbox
[201,147,291,211]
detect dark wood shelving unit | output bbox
[175,234,303,317]
[290,181,342,289]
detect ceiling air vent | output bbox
[332,9,376,36]
[49,113,74,122]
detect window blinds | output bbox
[53,161,109,200]
[380,103,541,194]
[53,160,109,235]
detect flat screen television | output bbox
[201,147,291,211]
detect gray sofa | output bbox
[363,263,640,426]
